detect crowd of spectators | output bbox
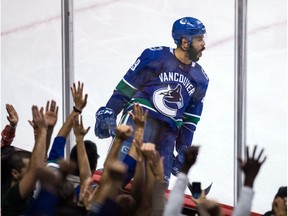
[1,81,286,216]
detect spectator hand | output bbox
[238,145,267,188]
[115,124,133,140]
[32,106,47,129]
[44,100,58,127]
[172,146,199,176]
[6,104,19,128]
[128,103,148,129]
[94,106,117,139]
[71,81,88,112]
[73,115,90,139]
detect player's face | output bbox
[188,35,206,62]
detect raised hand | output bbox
[71,81,88,112]
[72,115,90,139]
[79,177,95,208]
[44,100,58,127]
[129,103,148,128]
[180,146,200,174]
[141,142,157,160]
[141,143,164,182]
[32,106,47,129]
[238,145,267,188]
[115,124,133,141]
[6,104,19,127]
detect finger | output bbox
[138,103,143,116]
[260,155,267,164]
[40,107,45,118]
[256,148,264,161]
[86,126,91,134]
[252,145,257,159]
[70,86,75,97]
[128,111,135,118]
[133,103,139,115]
[79,82,84,93]
[77,81,82,93]
[46,100,50,112]
[72,83,77,94]
[28,120,34,127]
[55,106,59,115]
[51,100,56,112]
[32,105,38,120]
[84,94,88,104]
[245,146,249,159]
[136,103,141,116]
[6,104,12,113]
[143,109,148,120]
[10,105,15,110]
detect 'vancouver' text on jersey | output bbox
[106,46,209,133]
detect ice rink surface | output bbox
[1,0,287,214]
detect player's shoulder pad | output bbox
[192,63,209,85]
[141,46,170,60]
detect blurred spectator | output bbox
[190,145,267,216]
[87,160,128,216]
[1,104,19,147]
[1,105,48,215]
[232,145,267,216]
[263,186,287,216]
[1,104,19,167]
[47,81,99,205]
[164,146,200,216]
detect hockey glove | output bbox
[94,107,117,139]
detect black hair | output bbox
[274,186,287,199]
[2,150,31,186]
[69,140,98,175]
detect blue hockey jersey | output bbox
[106,46,209,135]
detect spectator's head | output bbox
[6,150,32,184]
[274,186,287,199]
[116,194,137,216]
[69,140,99,176]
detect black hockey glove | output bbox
[94,106,116,139]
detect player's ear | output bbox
[181,37,190,50]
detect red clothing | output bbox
[1,125,15,147]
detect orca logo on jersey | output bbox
[153,84,184,117]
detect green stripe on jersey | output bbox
[116,80,137,98]
[124,98,156,113]
[183,114,200,125]
[125,98,183,128]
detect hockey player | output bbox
[94,17,209,185]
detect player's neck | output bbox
[174,48,192,65]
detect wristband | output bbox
[73,106,82,114]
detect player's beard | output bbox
[187,45,205,62]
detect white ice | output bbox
[1,0,287,214]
